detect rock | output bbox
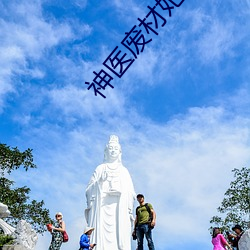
[238,229,250,250]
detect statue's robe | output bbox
[85,163,136,250]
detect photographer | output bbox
[230,225,244,250]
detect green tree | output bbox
[0,143,52,233]
[210,167,250,232]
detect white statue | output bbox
[0,202,15,235]
[239,229,250,250]
[85,135,136,250]
[0,202,11,218]
[13,220,38,250]
[0,203,38,250]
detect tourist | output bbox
[48,212,66,250]
[211,227,232,250]
[133,194,156,250]
[231,225,244,250]
[79,227,96,250]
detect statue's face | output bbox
[107,142,121,160]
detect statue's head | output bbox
[104,135,122,163]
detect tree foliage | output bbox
[0,143,52,233]
[0,144,36,175]
[210,167,250,232]
[0,234,14,246]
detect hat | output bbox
[136,194,144,198]
[84,227,95,234]
[232,225,243,231]
[55,212,63,218]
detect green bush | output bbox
[0,234,14,246]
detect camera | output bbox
[132,231,137,240]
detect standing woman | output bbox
[49,212,66,250]
[212,227,232,250]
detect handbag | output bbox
[46,224,52,232]
[62,231,69,242]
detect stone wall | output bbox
[1,245,26,250]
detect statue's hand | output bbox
[129,213,135,222]
[86,195,95,209]
[88,201,93,208]
[101,171,108,181]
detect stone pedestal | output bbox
[2,246,26,250]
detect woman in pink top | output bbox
[212,227,232,250]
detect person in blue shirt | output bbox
[79,227,96,250]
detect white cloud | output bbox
[111,0,148,24]
[196,20,235,63]
[73,0,88,9]
[0,0,78,111]
[0,2,73,58]
[48,84,127,120]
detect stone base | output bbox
[1,245,26,250]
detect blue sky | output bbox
[1,0,250,249]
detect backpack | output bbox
[136,203,154,229]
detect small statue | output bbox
[0,202,38,250]
[13,220,38,250]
